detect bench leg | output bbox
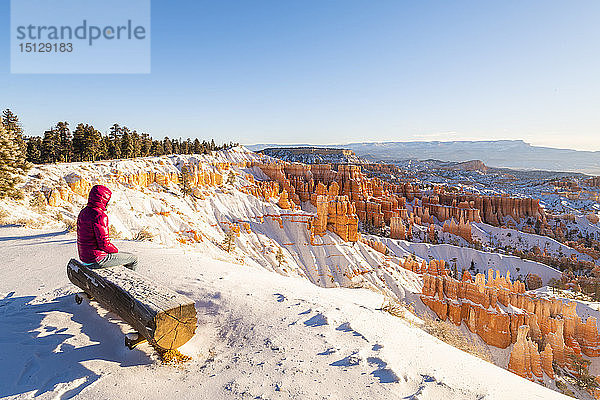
[125,332,147,350]
[74,292,94,304]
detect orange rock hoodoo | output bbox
[417,262,600,382]
[41,161,247,207]
[253,161,547,244]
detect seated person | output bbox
[77,184,137,271]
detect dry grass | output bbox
[15,218,37,227]
[9,189,24,200]
[133,227,154,241]
[155,347,192,365]
[420,313,491,362]
[379,297,490,362]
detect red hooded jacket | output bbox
[77,185,119,263]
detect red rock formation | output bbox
[541,343,554,379]
[548,320,567,367]
[442,217,472,242]
[508,325,533,380]
[254,160,546,244]
[581,317,600,357]
[278,189,291,209]
[529,339,543,382]
[390,216,406,240]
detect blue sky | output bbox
[1,1,599,150]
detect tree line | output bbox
[0,108,238,198]
[1,109,238,164]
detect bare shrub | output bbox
[380,297,410,319]
[15,218,43,228]
[0,209,8,225]
[9,189,24,200]
[109,224,122,239]
[555,380,576,398]
[29,192,47,211]
[64,219,77,232]
[221,229,236,253]
[133,227,154,241]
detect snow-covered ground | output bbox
[472,223,600,266]
[378,236,562,285]
[0,226,569,400]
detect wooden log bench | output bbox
[67,259,197,350]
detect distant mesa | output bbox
[440,160,489,173]
[246,140,600,175]
[258,146,366,165]
[259,147,355,157]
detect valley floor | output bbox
[0,226,569,400]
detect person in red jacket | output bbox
[77,185,138,270]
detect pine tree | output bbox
[222,229,236,253]
[275,247,286,269]
[82,125,102,161]
[172,139,180,155]
[226,170,236,186]
[139,133,151,156]
[0,117,28,198]
[151,140,163,156]
[179,163,193,196]
[568,353,599,390]
[121,127,134,158]
[98,136,110,160]
[162,137,172,154]
[108,124,122,159]
[2,109,26,157]
[56,122,72,162]
[193,139,202,154]
[41,128,60,163]
[26,136,42,164]
[1,110,30,175]
[72,123,85,162]
[131,130,141,158]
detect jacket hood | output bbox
[87,185,112,210]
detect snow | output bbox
[378,236,562,285]
[0,226,569,400]
[472,223,600,266]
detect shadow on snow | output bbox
[0,291,151,399]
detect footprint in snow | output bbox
[304,313,328,327]
[330,353,361,367]
[367,357,399,384]
[402,374,442,399]
[273,293,286,303]
[336,322,367,341]
[317,347,336,356]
